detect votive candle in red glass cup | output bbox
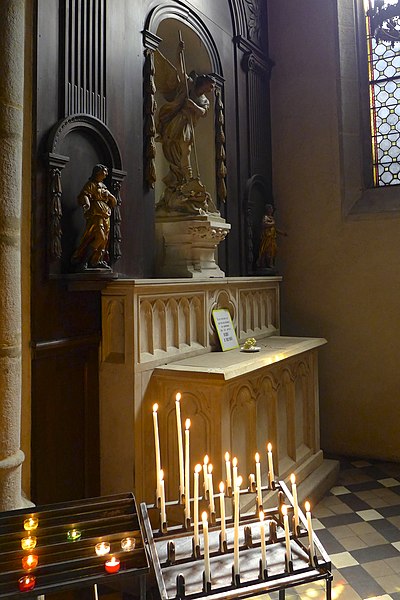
[104,555,120,573]
[18,574,36,592]
[22,554,39,571]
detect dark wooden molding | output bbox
[31,333,101,358]
[61,0,107,121]
[143,3,222,75]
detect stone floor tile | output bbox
[356,509,385,521]
[330,551,359,568]
[361,559,396,577]
[340,536,368,551]
[374,573,400,593]
[378,478,400,488]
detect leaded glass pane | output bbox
[365,0,400,186]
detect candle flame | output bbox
[219,481,225,493]
[281,504,287,516]
[195,463,202,473]
[232,456,238,467]
[255,452,260,463]
[185,418,191,429]
[152,403,158,412]
[259,509,264,522]
[290,473,296,485]
[160,469,164,480]
[237,475,243,487]
[204,454,209,465]
[305,501,311,512]
[176,392,181,401]
[208,463,213,474]
[267,442,272,452]
[225,451,230,461]
[202,511,208,522]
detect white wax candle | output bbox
[152,404,161,499]
[290,473,299,533]
[184,419,191,522]
[305,501,315,565]
[203,455,209,495]
[282,504,291,564]
[202,512,211,584]
[194,464,201,547]
[233,475,242,576]
[94,584,99,600]
[232,457,238,491]
[175,393,185,500]
[259,510,266,573]
[208,464,215,514]
[267,442,275,486]
[219,481,226,542]
[255,452,262,508]
[160,469,167,527]
[225,452,232,489]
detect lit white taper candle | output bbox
[160,469,167,527]
[259,510,266,573]
[202,511,211,584]
[208,464,215,514]
[255,452,262,508]
[184,419,191,522]
[233,475,242,576]
[194,464,202,547]
[203,455,209,495]
[305,501,315,565]
[282,504,291,565]
[232,456,238,491]
[219,481,226,542]
[152,404,161,499]
[267,442,275,487]
[225,452,232,490]
[290,473,299,533]
[175,393,185,500]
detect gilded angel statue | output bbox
[154,35,219,216]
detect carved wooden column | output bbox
[0,0,27,510]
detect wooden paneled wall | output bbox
[32,0,272,502]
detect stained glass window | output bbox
[365,0,400,186]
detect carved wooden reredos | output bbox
[32,0,273,503]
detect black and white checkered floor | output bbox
[264,457,400,600]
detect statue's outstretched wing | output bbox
[154,50,181,102]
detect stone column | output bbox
[0,0,26,511]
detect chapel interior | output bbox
[1,0,400,599]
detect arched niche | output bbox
[46,114,126,276]
[154,19,217,207]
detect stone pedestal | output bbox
[155,214,231,278]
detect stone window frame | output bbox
[337,0,400,218]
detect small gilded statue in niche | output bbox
[256,204,287,271]
[71,164,117,270]
[154,36,219,216]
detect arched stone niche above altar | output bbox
[143,7,230,278]
[154,20,217,208]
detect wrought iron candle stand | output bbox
[141,480,333,600]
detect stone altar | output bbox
[99,277,338,504]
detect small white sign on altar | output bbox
[212,308,239,351]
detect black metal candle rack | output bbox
[0,493,149,599]
[141,480,333,600]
